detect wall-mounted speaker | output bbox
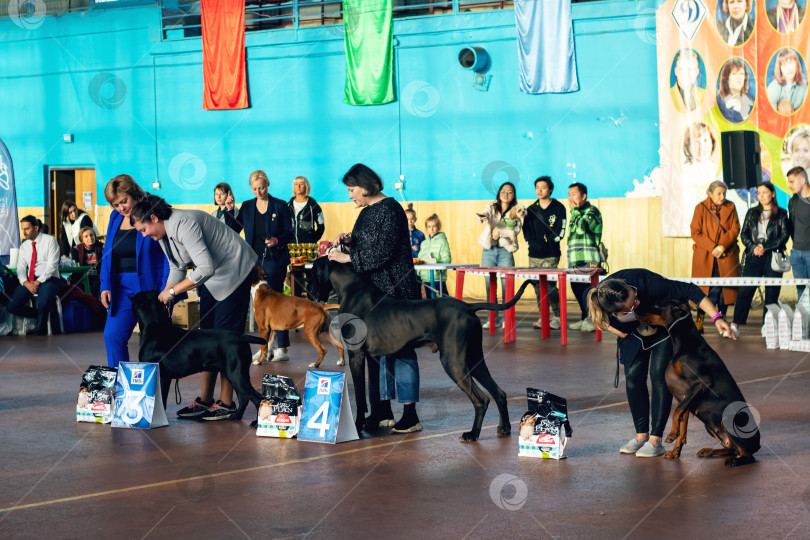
[721,130,761,190]
[458,47,490,72]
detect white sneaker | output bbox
[569,320,583,331]
[482,320,503,329]
[579,318,595,332]
[549,316,561,330]
[251,349,264,366]
[635,441,666,457]
[271,349,290,362]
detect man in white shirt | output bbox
[7,216,65,335]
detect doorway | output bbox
[45,167,97,253]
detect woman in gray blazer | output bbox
[130,194,257,421]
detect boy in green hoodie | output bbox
[417,214,452,298]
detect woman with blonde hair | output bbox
[585,269,733,458]
[288,175,325,244]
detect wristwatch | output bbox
[169,287,176,298]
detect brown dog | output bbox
[251,269,344,367]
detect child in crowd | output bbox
[405,203,425,257]
[417,214,451,298]
[70,227,103,297]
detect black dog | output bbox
[307,257,532,442]
[131,290,266,424]
[638,300,760,467]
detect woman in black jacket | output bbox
[288,176,325,244]
[586,269,733,458]
[731,182,790,337]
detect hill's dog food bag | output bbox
[76,366,117,424]
[518,388,572,460]
[257,374,302,438]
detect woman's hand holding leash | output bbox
[328,251,351,263]
[158,287,176,305]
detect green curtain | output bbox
[343,0,395,106]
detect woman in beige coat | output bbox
[690,180,741,334]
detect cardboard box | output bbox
[171,300,200,330]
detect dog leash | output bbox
[174,378,182,405]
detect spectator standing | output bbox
[567,182,602,332]
[417,214,451,298]
[523,176,567,330]
[211,182,240,233]
[405,203,425,258]
[60,200,99,256]
[787,166,810,299]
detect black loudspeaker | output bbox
[721,130,761,189]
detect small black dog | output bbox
[130,290,265,424]
[638,300,760,467]
[307,257,532,442]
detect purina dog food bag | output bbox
[518,388,572,460]
[76,366,117,424]
[257,374,302,438]
[778,303,793,350]
[764,304,779,349]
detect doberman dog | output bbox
[250,267,344,367]
[131,290,266,424]
[307,256,532,442]
[638,300,760,467]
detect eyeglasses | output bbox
[614,286,639,316]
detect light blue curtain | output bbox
[515,0,579,94]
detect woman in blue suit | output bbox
[99,175,171,368]
[236,170,293,361]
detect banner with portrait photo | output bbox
[658,0,810,237]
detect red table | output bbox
[502,268,602,346]
[453,267,507,336]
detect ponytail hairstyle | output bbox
[586,278,635,330]
[129,193,173,225]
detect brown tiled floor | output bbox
[1,305,808,539]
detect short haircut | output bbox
[105,174,146,205]
[787,166,808,182]
[293,175,312,197]
[213,182,234,204]
[569,182,588,197]
[130,194,173,224]
[683,122,717,163]
[342,163,383,197]
[534,175,554,193]
[707,180,728,194]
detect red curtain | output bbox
[201,0,249,110]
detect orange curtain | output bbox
[201,0,249,110]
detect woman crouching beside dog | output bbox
[585,269,735,457]
[327,163,423,433]
[129,195,258,421]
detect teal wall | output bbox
[0,0,660,207]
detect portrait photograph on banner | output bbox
[658,0,810,237]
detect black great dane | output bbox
[307,257,532,442]
[131,290,266,424]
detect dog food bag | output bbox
[518,388,572,460]
[796,291,810,341]
[778,304,793,350]
[764,305,779,349]
[76,366,117,424]
[257,374,302,438]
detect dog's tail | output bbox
[464,280,533,313]
[240,335,268,345]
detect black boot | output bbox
[392,403,422,434]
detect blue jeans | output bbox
[481,246,514,321]
[380,347,419,403]
[791,249,810,300]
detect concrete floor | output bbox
[1,305,809,539]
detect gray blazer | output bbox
[162,209,257,301]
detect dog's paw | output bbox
[308,362,318,368]
[337,358,345,366]
[665,434,677,443]
[460,431,480,443]
[249,420,258,429]
[696,448,713,458]
[664,450,681,459]
[497,424,511,437]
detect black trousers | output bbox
[7,277,66,333]
[733,251,781,325]
[198,269,254,334]
[621,333,673,438]
[571,282,589,321]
